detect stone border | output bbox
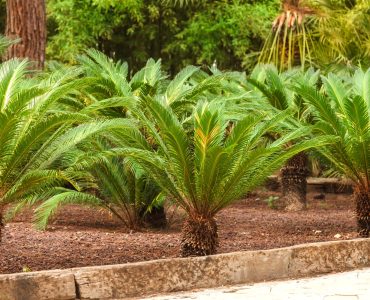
[0,239,369,300]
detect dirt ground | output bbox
[0,190,358,274]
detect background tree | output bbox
[4,0,46,69]
[45,0,278,73]
[259,0,370,71]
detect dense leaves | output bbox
[46,0,279,72]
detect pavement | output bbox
[144,268,370,300]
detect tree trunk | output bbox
[0,206,4,242]
[5,0,46,69]
[281,152,308,211]
[181,215,218,257]
[354,189,370,237]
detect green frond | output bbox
[297,68,370,189]
[165,65,199,105]
[0,59,30,112]
[34,191,103,230]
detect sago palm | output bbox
[246,65,319,210]
[30,136,165,230]
[77,49,230,119]
[0,58,134,240]
[26,50,195,230]
[68,50,233,227]
[295,68,370,236]
[114,96,330,256]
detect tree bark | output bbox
[281,152,308,211]
[181,215,218,257]
[0,206,4,242]
[5,0,46,69]
[354,189,370,237]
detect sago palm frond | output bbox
[122,96,333,217]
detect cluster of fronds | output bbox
[1,43,367,234]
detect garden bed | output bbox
[0,190,357,274]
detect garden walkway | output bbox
[145,268,370,300]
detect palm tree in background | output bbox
[259,0,370,70]
[311,0,370,69]
[259,0,315,71]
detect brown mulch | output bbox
[0,191,358,274]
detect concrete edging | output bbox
[0,238,369,300]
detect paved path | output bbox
[145,268,370,300]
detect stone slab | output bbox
[288,239,370,276]
[0,271,76,300]
[74,239,370,299]
[74,248,292,299]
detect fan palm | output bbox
[260,0,370,71]
[108,96,331,256]
[294,68,370,236]
[310,0,370,69]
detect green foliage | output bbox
[45,0,278,72]
[19,50,232,229]
[294,67,370,189]
[170,0,279,71]
[47,0,143,63]
[0,34,20,59]
[259,0,370,71]
[247,64,320,123]
[0,58,139,227]
[115,96,330,218]
[311,0,370,68]
[265,195,279,209]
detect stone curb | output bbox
[0,239,369,300]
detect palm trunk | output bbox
[281,152,308,211]
[140,206,167,229]
[181,215,218,257]
[354,189,370,237]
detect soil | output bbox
[0,191,358,274]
